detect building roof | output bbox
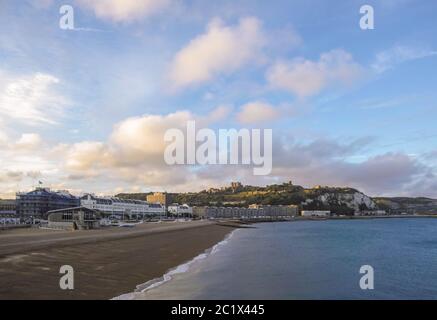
[81,193,163,207]
[0,199,16,204]
[47,206,99,214]
[18,188,78,200]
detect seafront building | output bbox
[0,199,16,217]
[168,204,193,217]
[80,194,165,218]
[146,192,174,209]
[16,188,79,218]
[249,204,298,217]
[354,210,387,216]
[47,207,101,230]
[301,210,331,217]
[193,205,298,219]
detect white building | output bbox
[80,194,165,218]
[192,205,297,219]
[301,210,331,217]
[355,209,388,216]
[0,217,20,225]
[168,204,193,216]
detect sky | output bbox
[0,0,437,198]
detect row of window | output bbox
[61,212,96,221]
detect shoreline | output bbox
[113,228,239,300]
[0,221,238,300]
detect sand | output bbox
[0,221,236,300]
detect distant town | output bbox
[1,181,437,230]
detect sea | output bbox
[117,218,437,300]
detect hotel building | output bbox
[0,199,16,217]
[16,188,79,218]
[80,194,165,218]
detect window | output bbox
[83,212,95,221]
[62,212,72,221]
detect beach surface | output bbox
[0,220,235,300]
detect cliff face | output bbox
[300,187,377,214]
[316,192,377,211]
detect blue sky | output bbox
[0,0,436,198]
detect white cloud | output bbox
[65,141,109,172]
[62,106,229,174]
[197,105,232,126]
[14,133,42,150]
[168,17,265,89]
[0,72,68,125]
[267,49,363,98]
[0,130,8,146]
[0,132,59,197]
[110,111,193,164]
[372,46,437,73]
[236,101,280,124]
[56,116,185,189]
[76,0,171,23]
[0,105,236,197]
[53,105,242,191]
[0,171,23,183]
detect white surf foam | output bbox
[113,229,238,300]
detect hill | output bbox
[373,197,437,214]
[116,181,378,215]
[116,182,437,215]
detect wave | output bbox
[112,229,238,300]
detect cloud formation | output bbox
[0,107,435,198]
[168,17,265,89]
[270,137,434,197]
[0,132,54,198]
[0,72,67,125]
[47,110,435,198]
[236,101,280,124]
[372,45,437,73]
[267,49,363,98]
[60,107,229,183]
[76,0,171,22]
[14,133,42,150]
[109,111,193,165]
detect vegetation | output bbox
[116,193,151,201]
[373,197,437,214]
[115,182,437,214]
[116,182,370,214]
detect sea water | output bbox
[123,218,437,300]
